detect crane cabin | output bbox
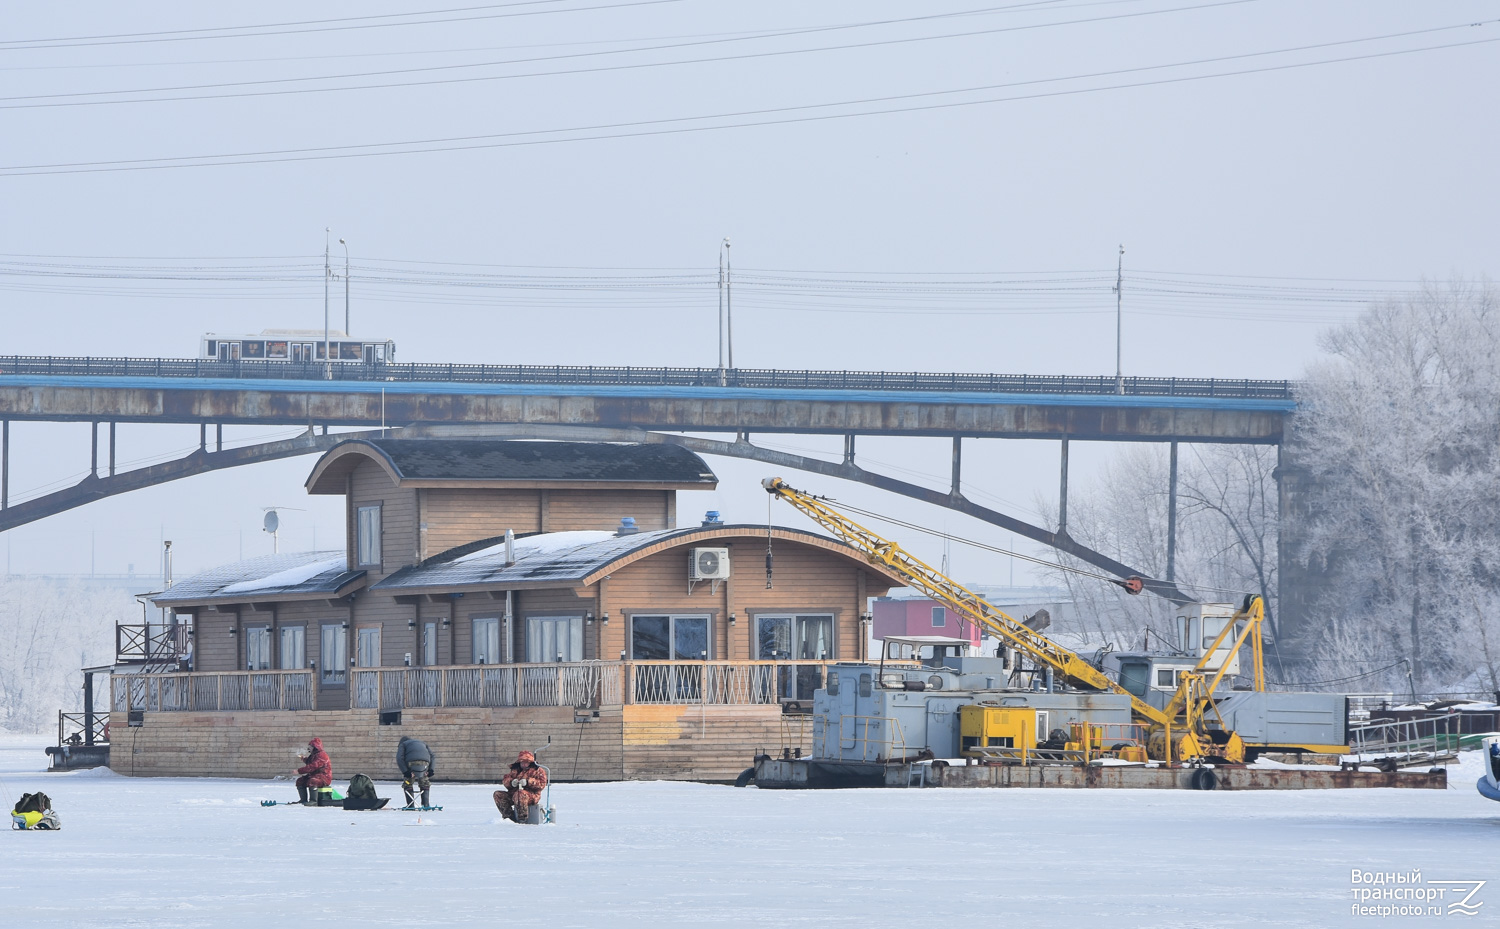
[200,330,396,364]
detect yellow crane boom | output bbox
[761,477,1174,728]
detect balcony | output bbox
[112,660,846,713]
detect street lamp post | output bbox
[323,228,332,380]
[339,238,350,338]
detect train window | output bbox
[315,342,327,361]
[266,341,288,359]
[243,341,264,358]
[205,340,217,356]
[340,343,362,360]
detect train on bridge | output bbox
[201,330,396,365]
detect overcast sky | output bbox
[1,1,1495,587]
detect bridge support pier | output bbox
[843,434,855,466]
[950,437,962,498]
[1166,441,1179,582]
[216,424,223,453]
[199,423,206,453]
[1058,439,1070,535]
[2,420,7,510]
[109,422,116,477]
[90,421,98,478]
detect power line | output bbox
[4,23,1494,176]
[0,1,1249,109]
[0,0,692,51]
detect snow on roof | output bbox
[453,530,614,564]
[152,551,364,605]
[220,556,348,594]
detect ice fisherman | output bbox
[493,750,547,822]
[396,736,435,808]
[294,737,332,805]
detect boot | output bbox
[420,788,430,809]
[296,784,309,805]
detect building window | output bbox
[423,621,437,666]
[356,505,381,567]
[473,617,501,665]
[629,615,709,661]
[320,624,347,685]
[245,627,271,671]
[528,616,584,663]
[1156,668,1179,688]
[756,615,834,660]
[931,606,946,628]
[279,626,306,670]
[356,626,381,668]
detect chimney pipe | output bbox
[504,529,515,566]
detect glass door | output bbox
[279,626,305,669]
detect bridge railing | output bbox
[0,355,1295,399]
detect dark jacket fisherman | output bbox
[493,750,548,822]
[396,736,435,808]
[294,737,332,804]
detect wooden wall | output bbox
[350,459,417,580]
[109,704,806,783]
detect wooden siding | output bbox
[422,488,544,558]
[593,539,887,661]
[108,704,803,782]
[547,489,672,531]
[349,458,417,580]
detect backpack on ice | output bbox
[11,793,59,830]
[342,774,388,811]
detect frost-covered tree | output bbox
[1039,443,1279,662]
[0,579,133,733]
[1288,282,1500,695]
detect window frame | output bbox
[931,605,946,628]
[422,621,438,666]
[279,625,306,670]
[527,614,586,663]
[356,504,382,568]
[627,613,713,661]
[754,613,836,661]
[319,623,347,685]
[244,626,272,671]
[472,616,502,665]
[354,624,381,669]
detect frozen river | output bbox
[0,736,1493,928]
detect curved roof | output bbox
[151,551,366,607]
[372,524,905,594]
[306,439,718,493]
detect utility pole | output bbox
[340,238,349,338]
[323,229,332,380]
[724,238,733,372]
[1114,244,1124,395]
[717,244,725,384]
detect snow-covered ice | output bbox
[0,735,1494,928]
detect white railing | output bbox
[112,670,315,712]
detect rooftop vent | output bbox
[504,529,516,566]
[616,517,639,537]
[702,510,723,527]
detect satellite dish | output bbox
[263,510,280,533]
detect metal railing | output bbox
[112,670,315,712]
[115,623,190,668]
[57,711,109,746]
[0,355,1295,399]
[1348,711,1463,765]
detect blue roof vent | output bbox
[616,517,639,537]
[702,510,723,527]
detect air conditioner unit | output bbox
[689,547,731,581]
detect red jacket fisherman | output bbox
[493,750,547,822]
[294,737,332,805]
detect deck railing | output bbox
[112,670,315,712]
[352,660,841,710]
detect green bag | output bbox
[347,774,377,800]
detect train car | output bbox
[200,330,396,364]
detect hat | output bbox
[517,750,536,763]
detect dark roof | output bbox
[371,524,900,593]
[306,439,718,492]
[151,551,366,606]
